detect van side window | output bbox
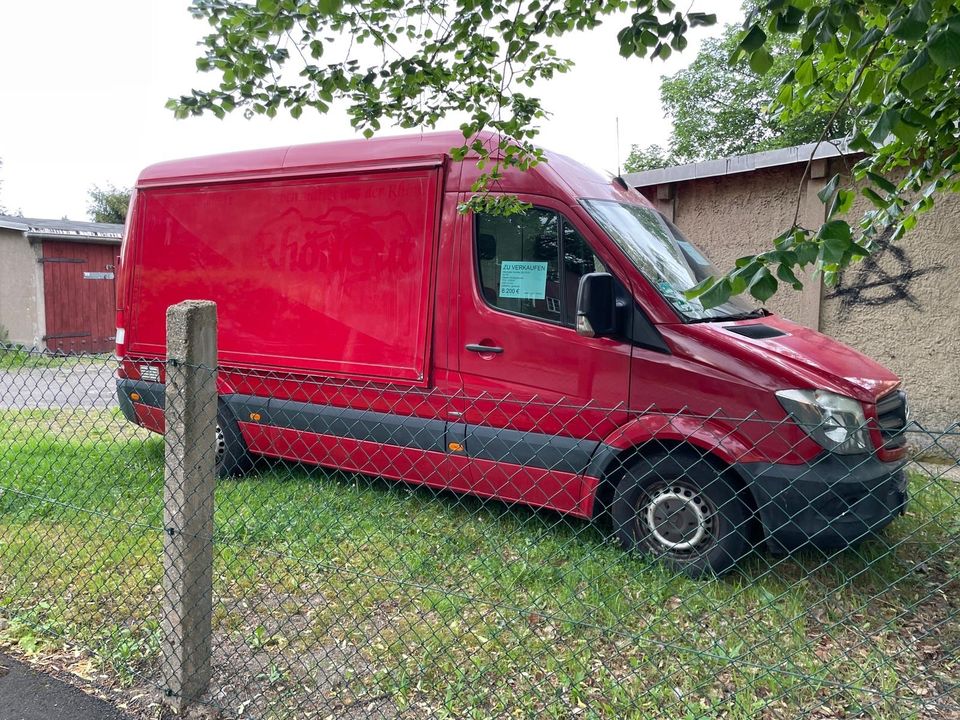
[476,209,606,326]
[476,209,562,322]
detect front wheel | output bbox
[611,453,752,577]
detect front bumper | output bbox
[737,453,908,554]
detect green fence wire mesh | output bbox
[0,347,957,719]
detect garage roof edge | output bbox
[0,214,123,241]
[622,139,859,188]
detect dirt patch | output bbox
[194,590,403,719]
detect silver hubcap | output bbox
[215,424,226,464]
[644,483,714,552]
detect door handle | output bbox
[465,344,503,354]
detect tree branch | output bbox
[791,33,886,228]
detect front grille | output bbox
[876,390,908,449]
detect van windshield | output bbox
[581,199,761,321]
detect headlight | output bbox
[776,389,871,455]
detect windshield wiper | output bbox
[686,308,769,324]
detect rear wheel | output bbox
[611,453,752,577]
[216,404,253,478]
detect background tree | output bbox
[623,144,676,172]
[87,184,130,224]
[172,0,960,307]
[624,25,855,172]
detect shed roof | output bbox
[0,214,123,243]
[623,139,857,188]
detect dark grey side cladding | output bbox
[225,394,604,474]
[467,425,599,475]
[241,396,449,454]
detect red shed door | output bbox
[42,241,117,353]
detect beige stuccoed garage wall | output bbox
[634,156,960,441]
[0,227,44,347]
[821,167,960,440]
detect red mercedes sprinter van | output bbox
[116,131,909,575]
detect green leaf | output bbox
[739,24,767,53]
[748,267,778,302]
[698,278,733,309]
[892,0,931,41]
[817,173,839,204]
[257,0,278,15]
[796,240,819,265]
[850,26,883,56]
[688,13,716,27]
[730,260,762,294]
[776,263,803,290]
[862,187,889,209]
[775,6,805,33]
[317,0,344,15]
[866,171,897,194]
[749,48,774,74]
[869,108,899,145]
[684,275,715,298]
[848,131,877,154]
[828,188,855,218]
[653,43,673,60]
[901,49,935,95]
[795,58,814,85]
[820,219,851,242]
[892,116,921,143]
[819,220,853,263]
[856,68,881,103]
[928,27,960,69]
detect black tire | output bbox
[611,452,752,577]
[216,403,253,478]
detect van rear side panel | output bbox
[126,168,441,384]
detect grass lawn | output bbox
[0,407,958,719]
[0,346,109,370]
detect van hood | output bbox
[677,315,900,403]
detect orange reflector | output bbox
[249,412,262,422]
[448,442,464,452]
[129,392,141,402]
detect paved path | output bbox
[0,653,131,720]
[0,363,118,410]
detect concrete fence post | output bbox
[161,300,218,713]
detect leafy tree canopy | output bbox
[87,184,130,224]
[624,24,855,171]
[624,143,676,172]
[172,0,960,307]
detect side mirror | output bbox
[576,272,616,338]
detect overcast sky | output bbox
[0,0,741,221]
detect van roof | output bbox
[136,129,645,205]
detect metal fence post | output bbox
[161,300,217,712]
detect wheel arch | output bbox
[586,415,761,522]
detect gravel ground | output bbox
[0,363,119,410]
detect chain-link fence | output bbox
[1,339,958,719]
